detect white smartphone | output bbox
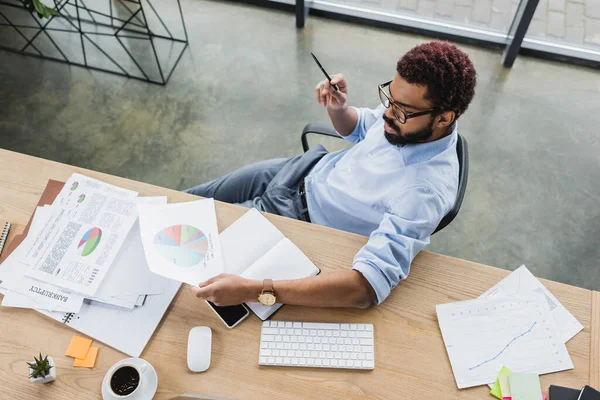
[205,301,250,329]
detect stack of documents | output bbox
[0,174,170,311]
[0,174,183,356]
[436,265,583,389]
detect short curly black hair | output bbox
[396,41,476,119]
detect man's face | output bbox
[382,74,437,146]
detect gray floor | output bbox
[1,0,599,292]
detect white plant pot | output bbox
[29,356,56,384]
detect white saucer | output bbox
[102,358,158,400]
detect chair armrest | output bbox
[301,123,342,152]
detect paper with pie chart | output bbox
[22,173,140,297]
[154,225,209,267]
[138,199,223,285]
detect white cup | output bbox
[108,362,148,398]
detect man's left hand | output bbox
[191,273,260,306]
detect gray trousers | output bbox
[185,145,328,221]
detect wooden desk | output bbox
[0,149,598,399]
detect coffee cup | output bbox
[108,362,148,398]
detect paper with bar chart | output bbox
[436,296,573,389]
[138,199,223,285]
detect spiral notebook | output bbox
[38,278,181,357]
[0,221,11,259]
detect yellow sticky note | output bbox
[73,346,99,368]
[65,335,92,359]
[499,375,511,397]
[490,366,513,399]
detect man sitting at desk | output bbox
[186,41,477,309]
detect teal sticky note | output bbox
[508,373,543,400]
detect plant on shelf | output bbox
[24,0,58,19]
[27,353,56,384]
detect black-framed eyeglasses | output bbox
[378,81,435,124]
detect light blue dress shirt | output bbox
[305,104,459,304]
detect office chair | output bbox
[301,122,469,235]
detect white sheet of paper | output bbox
[89,296,136,310]
[0,206,50,288]
[479,265,583,343]
[242,238,320,319]
[436,295,573,389]
[138,199,223,285]
[2,288,84,313]
[93,197,168,299]
[89,294,146,310]
[23,173,139,296]
[52,173,138,217]
[114,294,145,304]
[241,238,318,281]
[220,208,284,275]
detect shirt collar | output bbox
[400,122,457,165]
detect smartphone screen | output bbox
[206,301,249,328]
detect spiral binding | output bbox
[62,313,75,324]
[0,222,11,257]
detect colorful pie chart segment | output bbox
[78,227,102,257]
[153,225,208,267]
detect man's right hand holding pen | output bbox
[315,74,358,137]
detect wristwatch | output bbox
[258,279,276,306]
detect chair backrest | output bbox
[432,133,469,234]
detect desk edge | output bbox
[590,291,600,388]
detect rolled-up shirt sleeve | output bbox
[343,105,385,143]
[352,185,448,304]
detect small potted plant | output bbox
[27,353,56,384]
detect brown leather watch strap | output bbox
[263,279,274,293]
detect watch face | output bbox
[259,293,276,306]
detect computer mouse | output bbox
[187,326,212,372]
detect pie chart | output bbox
[153,225,208,267]
[78,227,102,257]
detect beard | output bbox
[383,114,435,146]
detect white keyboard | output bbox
[259,321,375,370]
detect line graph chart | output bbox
[436,296,573,388]
[469,322,536,370]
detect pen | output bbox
[311,52,340,92]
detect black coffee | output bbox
[110,366,140,396]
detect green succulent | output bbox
[27,353,53,379]
[24,0,58,19]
